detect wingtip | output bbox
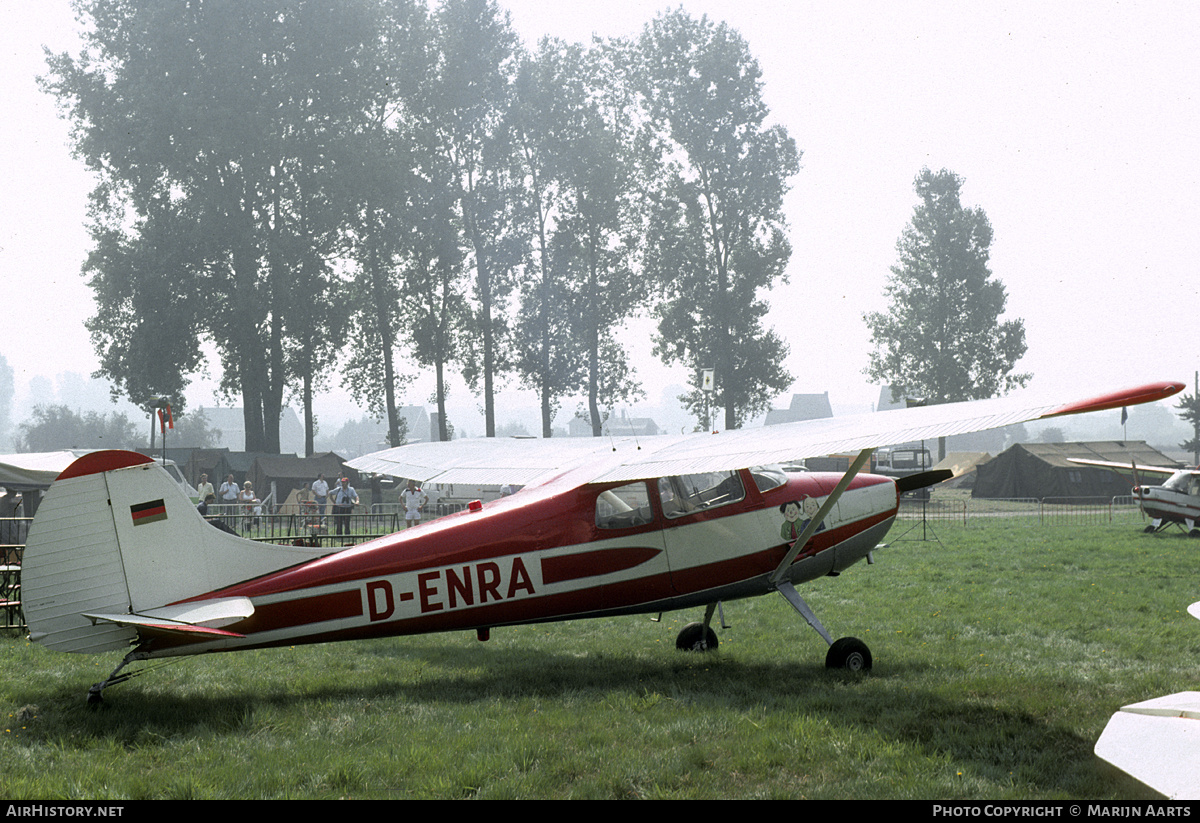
[1046,381,1186,419]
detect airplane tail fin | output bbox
[22,450,329,654]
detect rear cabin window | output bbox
[595,482,655,529]
[750,466,787,493]
[658,471,745,519]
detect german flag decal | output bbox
[130,499,167,526]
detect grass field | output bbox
[0,517,1195,799]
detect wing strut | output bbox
[776,580,834,645]
[768,447,875,587]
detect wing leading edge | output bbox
[347,382,1185,486]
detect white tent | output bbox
[0,451,197,499]
[0,451,86,491]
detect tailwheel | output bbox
[676,621,719,652]
[825,637,872,672]
[85,649,146,706]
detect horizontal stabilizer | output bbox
[1095,692,1200,799]
[895,469,954,494]
[83,612,246,641]
[142,597,255,627]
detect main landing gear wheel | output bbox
[676,621,719,652]
[825,637,872,672]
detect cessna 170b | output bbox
[20,381,1183,703]
[1067,458,1200,536]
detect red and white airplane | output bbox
[20,381,1183,703]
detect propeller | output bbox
[895,469,954,494]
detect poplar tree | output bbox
[865,168,1030,407]
[43,0,385,452]
[636,9,799,430]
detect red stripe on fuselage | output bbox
[541,545,662,584]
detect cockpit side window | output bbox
[595,482,655,529]
[658,471,746,519]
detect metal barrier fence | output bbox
[205,507,403,545]
[0,518,27,630]
[896,495,1147,526]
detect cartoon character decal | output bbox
[780,495,826,544]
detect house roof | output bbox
[765,393,833,425]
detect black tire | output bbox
[676,621,719,652]
[825,637,872,672]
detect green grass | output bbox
[0,519,1194,799]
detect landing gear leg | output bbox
[87,650,147,706]
[776,580,872,672]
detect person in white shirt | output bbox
[218,474,239,529]
[196,474,214,505]
[311,473,329,513]
[400,479,428,529]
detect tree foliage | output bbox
[43,1,800,441]
[636,9,798,430]
[1176,386,1200,464]
[44,0,387,452]
[16,405,142,452]
[865,168,1030,405]
[424,0,524,438]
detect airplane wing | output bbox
[1066,458,1179,478]
[348,382,1184,486]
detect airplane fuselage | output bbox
[1135,470,1200,530]
[154,468,899,657]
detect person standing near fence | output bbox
[401,479,428,529]
[219,474,239,530]
[332,477,359,540]
[312,473,329,520]
[196,474,214,506]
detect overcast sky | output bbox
[2,0,1197,438]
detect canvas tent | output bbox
[0,451,198,517]
[247,453,354,511]
[972,441,1179,501]
[931,451,992,488]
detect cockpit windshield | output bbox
[1163,471,1200,496]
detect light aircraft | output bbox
[1067,458,1200,536]
[20,381,1183,704]
[1094,601,1200,799]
